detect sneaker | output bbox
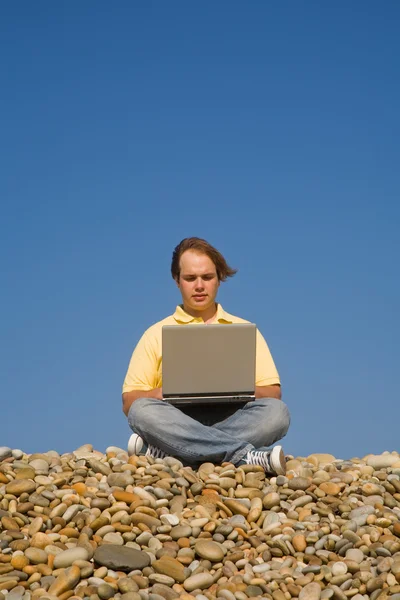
[127,433,146,456]
[245,445,286,475]
[145,445,167,459]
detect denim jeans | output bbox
[128,397,290,466]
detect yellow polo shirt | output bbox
[122,304,280,394]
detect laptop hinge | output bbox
[163,391,254,399]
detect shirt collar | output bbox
[173,303,233,324]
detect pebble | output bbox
[152,555,186,582]
[331,561,347,576]
[0,445,399,598]
[24,547,48,564]
[98,582,116,599]
[94,544,150,571]
[195,540,224,561]
[345,548,364,563]
[367,453,399,469]
[48,564,81,596]
[299,582,322,600]
[170,525,192,539]
[0,448,12,461]
[183,572,214,591]
[5,479,36,496]
[53,546,89,568]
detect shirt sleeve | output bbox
[122,331,159,393]
[255,329,280,387]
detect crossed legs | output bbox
[128,397,290,466]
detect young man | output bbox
[122,238,290,475]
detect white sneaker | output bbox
[127,433,145,456]
[245,445,286,475]
[145,445,167,459]
[128,434,167,459]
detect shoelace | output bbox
[245,450,271,470]
[146,445,167,459]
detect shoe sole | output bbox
[127,434,144,456]
[270,445,286,475]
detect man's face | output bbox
[176,250,220,314]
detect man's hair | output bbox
[171,237,238,282]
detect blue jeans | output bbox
[128,398,290,466]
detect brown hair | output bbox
[171,237,238,282]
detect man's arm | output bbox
[255,384,281,400]
[122,388,162,416]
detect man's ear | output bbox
[174,277,180,289]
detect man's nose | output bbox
[195,278,204,289]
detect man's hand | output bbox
[255,385,281,400]
[122,388,163,415]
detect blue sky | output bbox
[1,2,399,460]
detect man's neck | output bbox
[182,302,218,324]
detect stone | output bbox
[288,477,311,491]
[10,555,29,570]
[263,492,281,508]
[107,472,132,486]
[345,548,364,564]
[151,583,180,600]
[5,479,36,495]
[195,540,224,562]
[149,573,175,586]
[160,514,180,527]
[93,545,151,571]
[118,577,139,593]
[6,587,25,600]
[319,482,341,495]
[48,564,81,596]
[246,585,264,597]
[29,458,49,474]
[130,513,162,528]
[170,525,192,539]
[98,583,116,599]
[112,490,141,504]
[222,498,249,516]
[103,532,124,545]
[349,505,375,525]
[53,547,89,569]
[292,534,307,552]
[89,458,111,475]
[15,467,36,480]
[307,453,336,465]
[1,444,398,599]
[366,453,399,469]
[299,582,322,600]
[331,561,347,576]
[152,556,186,582]
[1,516,20,530]
[183,572,214,592]
[25,547,48,564]
[0,447,12,461]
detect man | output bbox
[122,237,290,475]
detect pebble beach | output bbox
[1,446,399,600]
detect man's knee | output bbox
[257,398,291,436]
[274,400,290,435]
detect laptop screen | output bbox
[162,323,256,397]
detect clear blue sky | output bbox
[1,2,399,460]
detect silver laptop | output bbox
[162,323,256,406]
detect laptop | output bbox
[162,323,256,406]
